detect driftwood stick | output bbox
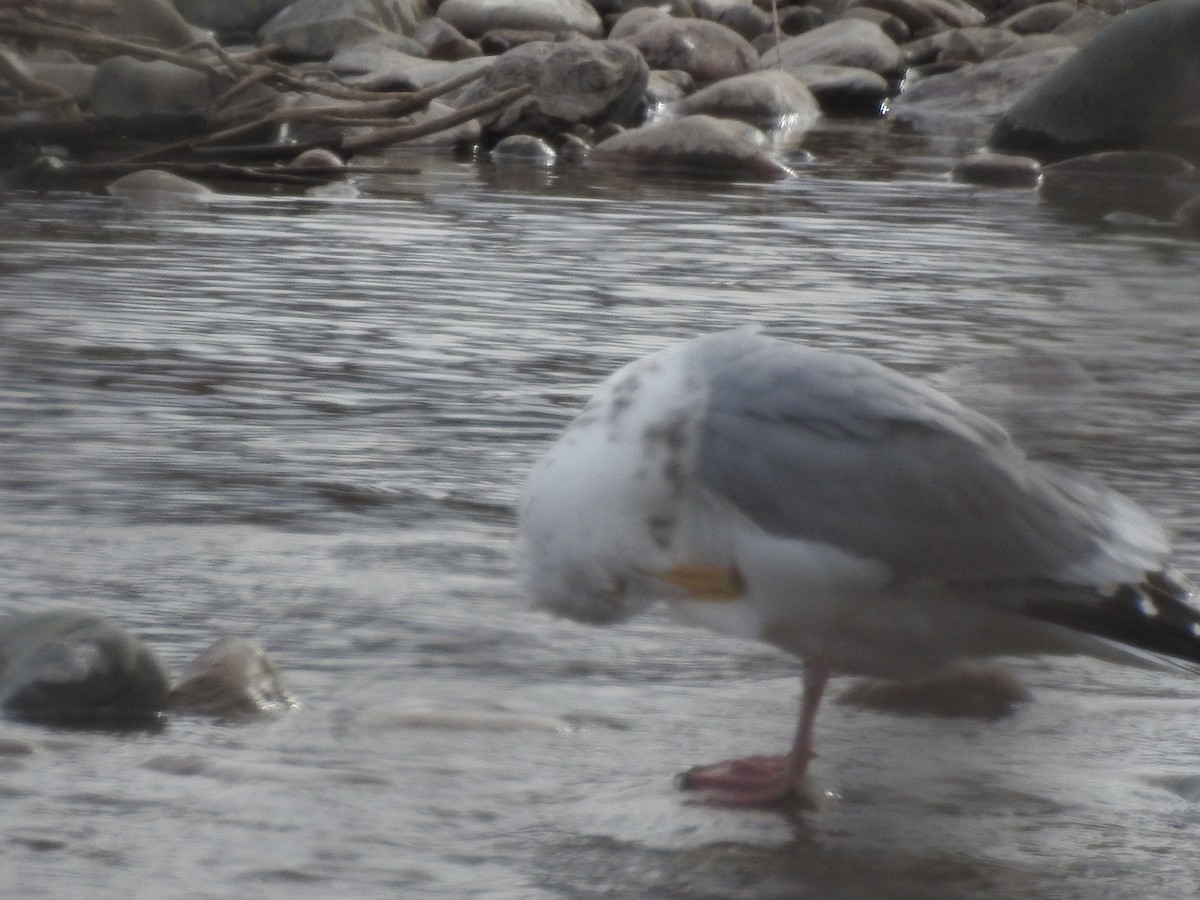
[0,18,239,82]
[0,47,81,118]
[342,83,528,153]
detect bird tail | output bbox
[1023,569,1200,669]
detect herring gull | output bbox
[518,328,1198,807]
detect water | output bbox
[2,121,1199,898]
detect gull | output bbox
[518,328,1199,807]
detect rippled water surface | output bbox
[2,124,1200,899]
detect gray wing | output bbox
[689,330,1167,585]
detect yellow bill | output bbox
[654,563,745,601]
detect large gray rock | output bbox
[621,17,761,85]
[0,611,170,726]
[88,56,216,119]
[889,45,1075,131]
[258,0,433,59]
[762,17,903,75]
[436,0,603,39]
[991,0,1200,162]
[454,39,648,138]
[590,114,795,179]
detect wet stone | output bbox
[991,0,1200,162]
[621,17,761,86]
[951,150,1041,187]
[590,114,795,180]
[763,17,903,76]
[490,133,557,164]
[0,610,170,727]
[168,636,295,718]
[436,0,604,39]
[672,69,821,137]
[1038,150,1200,222]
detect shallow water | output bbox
[2,122,1200,898]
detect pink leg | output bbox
[680,659,830,807]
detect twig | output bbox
[342,83,529,153]
[0,18,239,82]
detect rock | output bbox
[931,25,1023,63]
[1002,0,1076,35]
[258,0,433,59]
[843,6,911,45]
[851,0,941,36]
[454,39,648,139]
[88,56,216,120]
[107,169,216,204]
[991,0,1200,163]
[608,6,670,40]
[792,64,890,114]
[621,17,761,85]
[0,610,170,726]
[490,133,557,164]
[951,150,1041,187]
[291,147,345,168]
[592,0,695,16]
[778,5,827,36]
[590,114,795,179]
[1038,150,1200,221]
[692,0,775,41]
[174,0,293,33]
[645,69,694,108]
[479,28,559,54]
[889,45,1075,131]
[436,0,603,39]
[763,17,903,75]
[413,17,483,60]
[839,661,1031,720]
[672,69,821,138]
[168,636,295,717]
[25,60,96,102]
[75,0,203,48]
[1048,6,1112,44]
[871,0,985,31]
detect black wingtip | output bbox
[1025,569,1200,666]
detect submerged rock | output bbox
[490,133,557,164]
[951,150,1041,187]
[169,636,295,718]
[1037,150,1200,222]
[107,169,217,210]
[839,660,1032,720]
[0,610,170,726]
